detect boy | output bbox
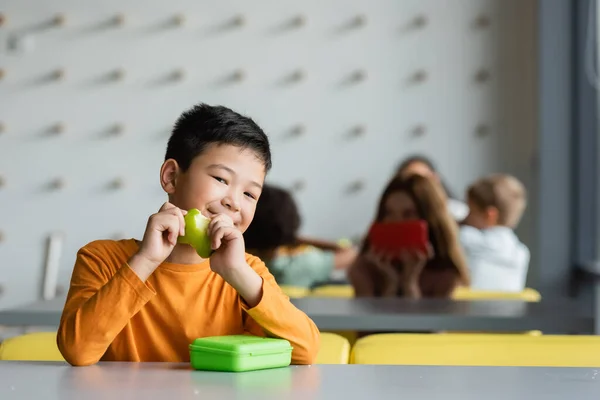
[460,174,530,292]
[243,184,357,288]
[57,103,320,366]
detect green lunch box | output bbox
[189,335,293,372]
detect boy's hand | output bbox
[206,214,248,278]
[207,213,263,307]
[129,202,186,281]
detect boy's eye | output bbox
[213,176,227,184]
[244,192,257,200]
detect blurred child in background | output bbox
[460,174,529,292]
[348,175,470,298]
[396,155,469,222]
[244,184,358,288]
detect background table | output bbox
[291,297,595,333]
[1,362,599,400]
[0,297,65,327]
[0,296,595,334]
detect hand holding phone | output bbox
[398,243,434,280]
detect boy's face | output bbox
[161,144,266,233]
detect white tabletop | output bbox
[1,362,599,400]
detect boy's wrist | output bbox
[128,253,160,282]
[219,262,263,308]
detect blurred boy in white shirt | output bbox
[460,174,530,292]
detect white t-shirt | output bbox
[459,225,530,292]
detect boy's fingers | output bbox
[160,216,179,246]
[168,229,177,246]
[208,218,223,238]
[172,207,186,236]
[159,202,176,212]
[211,227,225,250]
[208,215,225,236]
[158,203,188,236]
[213,221,241,246]
[154,214,179,236]
[159,207,187,237]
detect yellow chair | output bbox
[310,285,354,298]
[452,287,541,302]
[0,332,65,361]
[439,329,543,336]
[351,333,600,367]
[279,285,310,298]
[316,332,351,364]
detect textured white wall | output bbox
[0,0,537,309]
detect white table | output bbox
[1,362,599,399]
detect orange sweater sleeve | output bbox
[241,255,321,365]
[57,242,156,366]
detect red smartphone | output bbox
[367,220,429,255]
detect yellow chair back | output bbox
[279,285,310,298]
[0,332,65,361]
[452,287,541,302]
[310,285,354,298]
[439,330,543,336]
[351,333,600,367]
[316,332,351,364]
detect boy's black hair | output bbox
[243,184,301,250]
[165,103,272,171]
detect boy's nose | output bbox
[222,196,240,212]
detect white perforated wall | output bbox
[0,0,537,308]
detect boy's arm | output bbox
[57,243,156,366]
[240,255,320,365]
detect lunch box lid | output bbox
[189,335,293,356]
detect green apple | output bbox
[178,208,213,258]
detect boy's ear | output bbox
[486,206,500,225]
[160,159,180,194]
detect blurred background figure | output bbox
[395,155,469,222]
[460,174,529,292]
[244,184,357,288]
[348,175,469,299]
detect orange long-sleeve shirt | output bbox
[57,239,320,366]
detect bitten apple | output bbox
[178,209,213,258]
